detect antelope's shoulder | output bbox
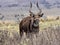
[20,16,31,25]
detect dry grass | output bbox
[0,19,60,31]
[0,20,19,32]
[0,19,60,45]
[0,26,60,45]
[40,20,60,30]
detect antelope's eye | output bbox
[31,14,35,17]
[38,15,41,17]
[32,15,35,17]
[38,13,44,17]
[30,13,35,17]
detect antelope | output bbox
[19,2,44,37]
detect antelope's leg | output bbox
[20,30,23,38]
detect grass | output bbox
[0,20,60,32]
[40,20,60,30]
[0,21,19,32]
[0,19,60,45]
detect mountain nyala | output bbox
[19,2,44,37]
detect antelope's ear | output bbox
[39,13,44,17]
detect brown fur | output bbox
[19,15,41,37]
[19,2,44,37]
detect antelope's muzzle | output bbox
[33,19,39,27]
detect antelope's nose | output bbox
[34,19,39,24]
